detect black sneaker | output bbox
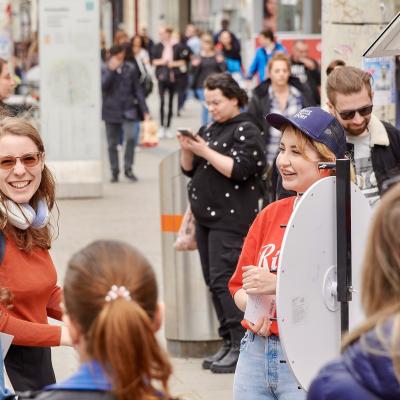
[110,175,118,183]
[202,340,231,370]
[125,171,138,182]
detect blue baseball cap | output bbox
[265,107,346,158]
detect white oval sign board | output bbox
[276,177,372,391]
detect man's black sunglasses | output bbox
[336,104,373,121]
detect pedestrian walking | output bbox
[27,240,178,400]
[0,117,72,392]
[308,183,400,400]
[230,107,347,399]
[191,33,226,125]
[151,27,178,138]
[178,73,266,373]
[102,45,150,182]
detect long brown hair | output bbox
[343,183,400,379]
[64,240,174,400]
[0,117,56,250]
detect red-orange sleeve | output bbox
[229,213,263,297]
[0,306,61,347]
[47,285,63,321]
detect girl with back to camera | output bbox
[32,240,176,400]
[0,117,71,392]
[229,107,347,399]
[308,183,400,399]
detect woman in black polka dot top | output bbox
[177,72,266,374]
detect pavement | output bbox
[7,93,234,399]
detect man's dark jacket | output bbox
[101,61,148,124]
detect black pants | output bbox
[158,81,175,128]
[5,345,55,391]
[195,224,245,339]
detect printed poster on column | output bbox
[39,0,101,161]
[362,57,395,107]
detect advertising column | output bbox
[39,0,102,198]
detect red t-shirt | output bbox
[229,196,296,336]
[0,237,62,346]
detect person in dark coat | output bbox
[101,45,150,182]
[178,73,266,374]
[308,183,400,400]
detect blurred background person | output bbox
[308,183,400,400]
[113,29,129,46]
[0,59,16,116]
[172,32,192,117]
[217,30,243,86]
[185,23,201,56]
[213,18,241,51]
[125,34,153,98]
[101,45,150,183]
[191,33,226,125]
[246,29,286,84]
[290,40,321,105]
[248,53,314,167]
[178,73,266,374]
[151,27,178,138]
[139,26,154,54]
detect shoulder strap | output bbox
[0,231,5,264]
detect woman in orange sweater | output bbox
[0,117,71,391]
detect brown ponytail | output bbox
[64,240,174,400]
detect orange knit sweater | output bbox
[0,236,62,346]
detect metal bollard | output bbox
[159,150,221,357]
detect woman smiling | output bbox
[0,118,71,392]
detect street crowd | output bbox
[1,17,400,400]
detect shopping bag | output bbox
[140,119,159,147]
[173,205,197,251]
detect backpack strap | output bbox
[0,231,5,264]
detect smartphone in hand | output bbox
[177,128,197,140]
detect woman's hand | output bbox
[247,316,271,337]
[177,132,196,152]
[184,135,209,158]
[60,326,73,347]
[242,265,277,295]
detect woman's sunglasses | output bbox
[336,104,373,121]
[0,152,43,170]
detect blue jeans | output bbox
[234,332,306,400]
[195,88,209,126]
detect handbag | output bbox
[141,74,153,97]
[140,119,159,147]
[173,205,197,251]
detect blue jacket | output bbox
[308,323,400,400]
[101,61,149,124]
[247,42,287,82]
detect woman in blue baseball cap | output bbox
[229,107,347,399]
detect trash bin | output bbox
[159,150,221,357]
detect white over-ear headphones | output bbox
[0,198,50,230]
